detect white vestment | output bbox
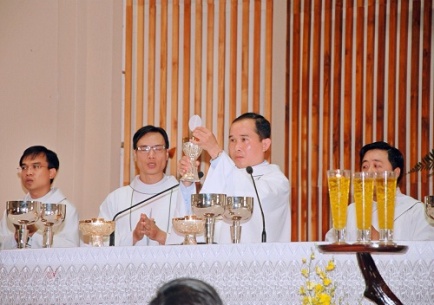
[169,152,291,244]
[0,187,80,249]
[98,175,181,246]
[325,188,434,242]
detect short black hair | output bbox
[149,278,223,305]
[359,141,404,184]
[133,125,170,150]
[232,112,271,140]
[19,146,59,184]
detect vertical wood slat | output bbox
[311,0,322,240]
[136,0,144,129]
[321,0,332,241]
[159,0,168,127]
[123,0,133,186]
[147,0,156,124]
[421,0,433,192]
[290,0,301,241]
[241,0,249,113]
[170,0,180,169]
[183,0,192,140]
[123,0,434,242]
[409,0,421,196]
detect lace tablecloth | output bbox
[1,241,433,305]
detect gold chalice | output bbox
[172,215,205,245]
[79,218,115,247]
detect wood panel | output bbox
[123,0,434,242]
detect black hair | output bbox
[19,146,59,184]
[359,141,404,184]
[149,278,223,305]
[133,125,170,150]
[232,112,271,140]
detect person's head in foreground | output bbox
[149,277,223,305]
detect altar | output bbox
[1,241,433,305]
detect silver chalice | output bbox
[180,138,203,182]
[425,195,434,221]
[6,200,41,249]
[223,196,253,243]
[37,203,66,248]
[191,193,226,244]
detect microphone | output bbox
[109,183,179,246]
[246,166,266,242]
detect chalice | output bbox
[6,200,41,248]
[172,215,205,245]
[79,218,115,247]
[223,196,253,243]
[191,193,226,244]
[180,138,203,182]
[37,203,66,248]
[425,195,434,221]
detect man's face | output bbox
[19,153,56,196]
[228,119,270,168]
[133,132,168,180]
[361,149,400,177]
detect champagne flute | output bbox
[353,172,375,244]
[327,169,351,244]
[375,171,397,245]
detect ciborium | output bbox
[191,193,226,244]
[425,195,434,221]
[223,196,253,243]
[6,200,41,248]
[172,215,205,245]
[37,203,66,248]
[79,218,115,247]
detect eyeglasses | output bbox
[136,145,166,153]
[17,164,48,172]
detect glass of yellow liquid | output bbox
[353,171,375,244]
[375,171,397,245]
[327,169,351,244]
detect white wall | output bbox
[0,0,123,220]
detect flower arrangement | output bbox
[299,249,337,305]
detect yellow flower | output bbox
[318,293,331,304]
[299,248,340,305]
[326,260,336,271]
[323,277,332,287]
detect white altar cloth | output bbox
[1,241,433,305]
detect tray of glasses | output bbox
[317,243,408,254]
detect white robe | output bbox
[169,152,291,244]
[325,188,434,242]
[98,175,182,246]
[0,187,80,249]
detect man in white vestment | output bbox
[0,146,80,249]
[170,112,291,244]
[325,141,434,242]
[99,125,190,246]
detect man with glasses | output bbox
[98,125,189,246]
[0,146,80,249]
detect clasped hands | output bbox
[133,213,166,245]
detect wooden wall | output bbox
[123,0,434,241]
